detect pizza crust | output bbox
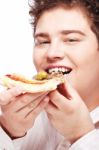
[0,73,65,93]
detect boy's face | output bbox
[33,7,99,106]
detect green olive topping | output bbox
[35,71,48,80]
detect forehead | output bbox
[35,7,91,34]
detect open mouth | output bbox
[46,67,72,75]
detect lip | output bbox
[45,65,72,73]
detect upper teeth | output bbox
[48,67,71,74]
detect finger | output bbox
[0,85,6,92]
[58,80,79,99]
[25,96,49,120]
[16,93,49,118]
[0,86,26,105]
[9,92,49,112]
[49,90,71,111]
[45,100,58,115]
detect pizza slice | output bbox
[0,71,65,93]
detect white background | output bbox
[0,0,36,77]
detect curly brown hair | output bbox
[29,0,99,40]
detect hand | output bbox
[0,86,49,138]
[0,86,26,105]
[45,81,95,144]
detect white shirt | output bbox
[0,107,99,150]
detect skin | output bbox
[0,88,49,138]
[33,7,99,142]
[0,7,98,143]
[34,7,99,110]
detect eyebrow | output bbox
[34,30,86,38]
[34,33,49,39]
[61,30,86,36]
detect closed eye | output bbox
[63,38,80,45]
[69,39,78,42]
[65,38,79,42]
[40,41,50,44]
[35,40,50,46]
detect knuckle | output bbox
[64,104,75,114]
[0,93,7,104]
[28,102,34,108]
[21,97,28,104]
[23,119,34,129]
[20,94,33,104]
[1,106,9,114]
[32,110,38,116]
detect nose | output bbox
[46,42,65,62]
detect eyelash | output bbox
[64,38,79,43]
[40,41,49,44]
[35,38,80,46]
[35,41,50,46]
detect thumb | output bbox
[58,80,79,100]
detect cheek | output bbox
[33,49,45,70]
[70,41,98,68]
[33,51,40,69]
